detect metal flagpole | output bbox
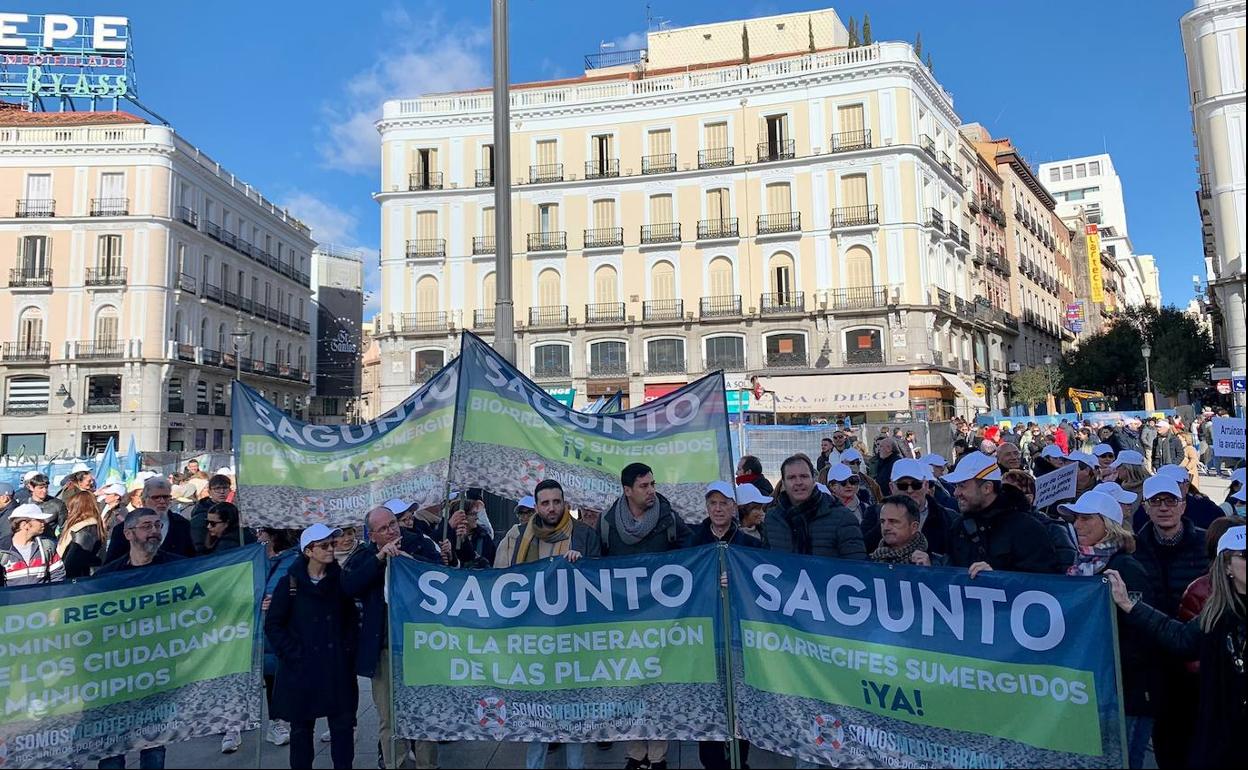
[491,0,516,365]
[718,544,742,769]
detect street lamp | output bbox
[1141,344,1155,411]
[1043,354,1058,416]
[230,329,253,383]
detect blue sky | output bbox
[38,1,1205,313]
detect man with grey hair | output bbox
[103,477,195,563]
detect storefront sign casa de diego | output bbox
[0,13,132,98]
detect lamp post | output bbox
[1141,344,1155,411]
[230,329,252,384]
[1043,354,1058,416]
[491,0,516,365]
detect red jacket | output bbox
[1177,573,1212,673]
[1053,430,1069,453]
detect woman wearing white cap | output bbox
[1105,450,1150,506]
[1107,525,1245,768]
[735,484,771,543]
[265,523,359,769]
[1059,491,1154,768]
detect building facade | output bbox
[1182,0,1245,412]
[0,111,314,457]
[308,245,364,425]
[373,11,1072,419]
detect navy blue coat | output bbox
[689,519,765,548]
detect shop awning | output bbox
[749,372,910,413]
[940,371,989,410]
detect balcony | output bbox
[408,171,444,190]
[643,299,684,322]
[761,291,805,315]
[406,238,446,258]
[223,290,239,309]
[398,311,449,333]
[239,297,253,315]
[202,348,222,367]
[766,351,808,368]
[75,340,125,359]
[926,208,945,231]
[757,138,796,162]
[585,302,625,324]
[830,129,872,153]
[533,361,571,379]
[85,396,122,413]
[527,231,567,252]
[700,295,742,318]
[646,357,687,374]
[1,341,50,362]
[9,267,52,288]
[90,197,129,216]
[15,199,54,217]
[473,308,495,329]
[757,212,801,235]
[920,135,935,156]
[968,194,982,214]
[948,224,963,245]
[974,246,986,266]
[698,147,734,169]
[827,286,888,310]
[472,235,495,255]
[583,227,624,248]
[830,204,879,228]
[937,151,953,174]
[844,349,885,366]
[176,343,196,362]
[529,163,564,183]
[84,267,127,287]
[177,206,199,228]
[705,354,746,372]
[958,228,971,249]
[589,359,629,378]
[697,217,739,240]
[528,305,568,328]
[177,272,196,294]
[641,153,676,175]
[1199,172,1212,199]
[584,159,619,180]
[475,168,494,188]
[640,223,680,244]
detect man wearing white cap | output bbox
[1150,420,1183,471]
[0,503,65,586]
[920,453,959,513]
[1150,464,1223,530]
[839,447,882,506]
[1066,452,1100,497]
[942,452,1062,575]
[824,464,872,525]
[690,482,764,549]
[866,458,955,557]
[764,455,865,559]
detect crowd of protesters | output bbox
[1,420,1243,770]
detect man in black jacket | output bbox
[764,455,866,559]
[104,477,194,563]
[942,452,1063,576]
[342,506,439,770]
[863,459,954,557]
[689,481,764,549]
[598,462,691,557]
[24,474,67,536]
[1132,475,1210,770]
[1150,421,1184,470]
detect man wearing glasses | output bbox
[864,459,954,557]
[103,477,195,564]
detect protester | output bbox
[1058,490,1154,768]
[942,452,1062,575]
[1094,481,1141,524]
[23,474,67,536]
[342,506,440,769]
[58,469,95,503]
[816,436,835,473]
[996,442,1024,472]
[265,523,358,769]
[95,482,127,534]
[493,495,536,568]
[1177,517,1242,636]
[1179,432,1201,484]
[0,482,17,549]
[1,504,65,585]
[1091,443,1116,479]
[1107,525,1245,768]
[1144,465,1223,531]
[184,458,200,476]
[735,484,771,543]
[259,528,299,747]
[764,455,865,559]
[189,474,233,554]
[56,491,104,579]
[455,501,496,566]
[920,453,958,513]
[332,526,360,565]
[863,459,954,557]
[598,463,691,557]
[825,463,872,525]
[202,502,256,557]
[1066,452,1100,496]
[103,478,194,563]
[869,494,937,565]
[735,455,774,496]
[690,481,763,549]
[1151,420,1184,469]
[840,448,882,504]
[871,435,901,495]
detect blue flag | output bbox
[123,434,141,481]
[94,436,122,485]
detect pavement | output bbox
[110,471,1240,768]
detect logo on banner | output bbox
[475,696,508,731]
[812,714,846,750]
[302,496,326,518]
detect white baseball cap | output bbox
[96,482,126,498]
[71,461,91,473]
[1216,525,1245,555]
[300,523,342,552]
[841,448,863,463]
[382,498,409,515]
[1067,451,1097,469]
[826,464,855,483]
[943,452,1003,484]
[1091,444,1115,457]
[21,470,38,483]
[1142,476,1183,501]
[704,480,736,501]
[921,453,947,468]
[517,495,536,510]
[890,459,929,483]
[215,467,235,476]
[1040,445,1066,460]
[1059,491,1124,525]
[735,484,773,507]
[10,503,54,522]
[1093,482,1138,506]
[1110,450,1146,468]
[1155,465,1191,484]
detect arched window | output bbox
[482,271,496,308]
[645,337,686,374]
[769,252,794,303]
[533,343,571,378]
[588,340,627,376]
[17,307,44,350]
[5,374,50,415]
[594,265,618,304]
[172,310,183,343]
[845,245,874,291]
[91,306,120,346]
[261,336,269,364]
[704,335,745,370]
[708,256,734,298]
[765,332,806,367]
[197,317,208,347]
[650,260,675,301]
[218,323,227,352]
[413,349,444,382]
[537,268,561,307]
[415,275,439,312]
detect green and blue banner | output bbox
[726,547,1125,768]
[450,333,733,519]
[0,546,265,768]
[387,545,729,743]
[231,362,457,528]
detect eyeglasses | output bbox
[1145,497,1182,509]
[206,519,226,527]
[309,541,334,552]
[836,478,860,486]
[895,481,924,492]
[148,494,172,500]
[128,521,163,533]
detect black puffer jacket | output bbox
[1099,551,1155,717]
[689,519,765,548]
[1132,521,1209,617]
[763,490,866,559]
[945,484,1063,573]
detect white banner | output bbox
[1212,416,1246,458]
[1034,462,1079,509]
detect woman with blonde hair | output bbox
[57,490,105,578]
[1178,432,1202,491]
[1108,525,1245,769]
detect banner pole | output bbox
[387,561,400,769]
[718,544,742,770]
[1103,576,1128,769]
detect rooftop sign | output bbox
[0,13,134,101]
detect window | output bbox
[704,336,745,370]
[594,265,618,303]
[708,257,733,296]
[1062,166,1073,181]
[97,235,122,273]
[414,349,445,378]
[481,144,494,176]
[647,129,671,157]
[770,252,795,300]
[416,211,438,241]
[762,114,790,154]
[651,261,675,300]
[194,429,208,451]
[1088,160,1101,176]
[537,268,561,307]
[95,307,119,344]
[536,139,558,167]
[482,271,496,308]
[100,172,124,201]
[416,275,439,312]
[212,429,225,451]
[18,235,49,272]
[537,203,558,233]
[25,173,51,201]
[1048,168,1061,183]
[481,206,495,236]
[589,340,627,374]
[17,308,43,350]
[844,245,874,289]
[704,121,728,149]
[844,328,884,364]
[765,182,791,213]
[646,338,685,372]
[5,375,50,415]
[86,374,122,412]
[533,344,570,376]
[591,134,613,172]
[706,188,730,220]
[167,377,184,412]
[1075,163,1086,179]
[2,433,46,455]
[414,147,438,176]
[592,199,615,229]
[765,333,806,366]
[839,173,869,209]
[649,194,673,223]
[837,103,865,136]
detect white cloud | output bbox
[279,192,359,246]
[611,31,646,50]
[318,7,490,174]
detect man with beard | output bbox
[103,477,194,563]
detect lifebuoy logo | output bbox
[474,696,507,731]
[812,713,846,751]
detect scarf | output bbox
[516,508,574,563]
[1067,542,1120,577]
[610,495,662,546]
[782,492,823,555]
[1153,522,1185,547]
[870,533,929,564]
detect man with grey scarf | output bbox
[599,462,691,770]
